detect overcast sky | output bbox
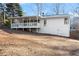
[20,3,78,16]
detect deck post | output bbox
[28,17,30,32]
[29,28,31,32]
[23,28,24,31]
[36,28,39,32]
[10,19,12,29]
[16,28,17,30]
[23,18,24,31]
[36,16,39,32]
[28,17,29,27]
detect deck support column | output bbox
[29,28,31,32]
[36,28,39,32]
[10,19,12,29]
[28,17,31,32]
[23,28,24,31]
[16,28,17,30]
[23,19,24,31]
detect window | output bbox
[44,20,46,26]
[64,18,68,24]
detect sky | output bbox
[20,3,78,16]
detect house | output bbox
[9,15,70,37]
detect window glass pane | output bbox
[64,18,68,24]
[44,20,46,26]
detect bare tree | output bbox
[33,3,65,16]
[34,3,43,16]
[54,3,60,15]
[52,3,65,15]
[74,4,79,15]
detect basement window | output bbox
[44,20,47,26]
[64,18,68,24]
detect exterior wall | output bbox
[38,17,70,37]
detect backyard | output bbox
[0,29,79,56]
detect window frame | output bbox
[64,18,68,25]
[44,19,47,26]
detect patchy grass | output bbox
[0,29,79,56]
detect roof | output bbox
[9,16,40,19]
[9,15,70,20]
[40,15,70,19]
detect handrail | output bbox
[11,22,40,28]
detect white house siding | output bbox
[38,17,70,37]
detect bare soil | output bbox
[70,31,79,40]
[0,29,79,56]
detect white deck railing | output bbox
[11,22,40,28]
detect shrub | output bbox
[4,20,10,28]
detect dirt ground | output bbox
[70,31,79,39]
[0,29,79,56]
